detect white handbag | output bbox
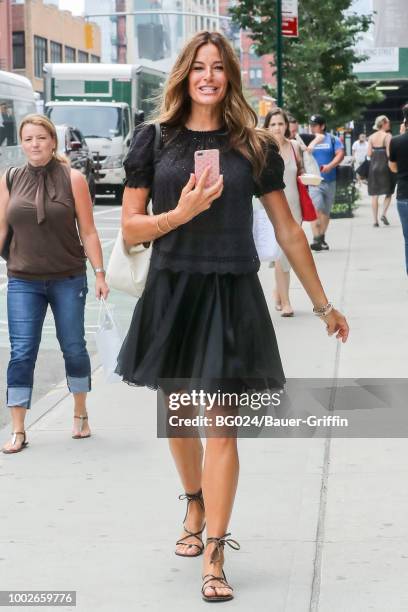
[106,123,161,297]
[106,230,152,297]
[253,207,282,262]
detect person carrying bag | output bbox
[106,123,162,297]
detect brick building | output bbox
[11,0,101,95]
[218,0,275,117]
[0,0,13,71]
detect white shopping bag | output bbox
[253,207,282,262]
[95,298,123,383]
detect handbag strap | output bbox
[6,166,16,193]
[153,123,162,160]
[290,142,301,176]
[98,296,117,328]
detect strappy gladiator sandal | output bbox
[175,489,206,557]
[72,414,91,439]
[201,533,240,603]
[2,431,28,454]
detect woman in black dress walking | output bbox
[367,115,396,226]
[116,31,349,603]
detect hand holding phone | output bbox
[194,149,220,188]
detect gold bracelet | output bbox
[156,213,166,234]
[164,212,177,231]
[313,302,333,317]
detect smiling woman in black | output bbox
[116,31,349,603]
[117,122,287,392]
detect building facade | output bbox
[351,0,408,131]
[240,32,275,112]
[85,0,119,64]
[12,0,101,95]
[126,0,219,71]
[218,0,275,118]
[0,0,13,71]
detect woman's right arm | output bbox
[367,136,373,159]
[122,169,223,247]
[0,174,10,255]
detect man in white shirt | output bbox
[352,133,368,184]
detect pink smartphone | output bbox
[194,149,220,188]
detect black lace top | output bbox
[124,123,285,274]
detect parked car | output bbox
[55,124,96,203]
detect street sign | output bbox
[282,0,298,38]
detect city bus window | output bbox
[0,100,17,147]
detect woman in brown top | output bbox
[0,114,109,454]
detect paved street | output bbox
[0,188,408,611]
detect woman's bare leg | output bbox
[2,407,27,452]
[275,261,292,315]
[72,392,90,437]
[201,435,239,598]
[372,196,379,224]
[169,436,205,554]
[382,195,392,219]
[166,388,205,555]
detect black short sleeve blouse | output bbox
[124,123,285,275]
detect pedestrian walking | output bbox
[264,108,303,317]
[389,104,408,275]
[115,31,349,603]
[308,114,344,251]
[0,114,109,454]
[287,115,322,176]
[367,115,396,227]
[352,133,369,185]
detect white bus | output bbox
[0,71,37,175]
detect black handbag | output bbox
[0,166,16,261]
[356,158,370,180]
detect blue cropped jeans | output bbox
[7,275,91,409]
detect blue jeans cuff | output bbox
[7,386,32,409]
[67,375,91,394]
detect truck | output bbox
[43,63,166,199]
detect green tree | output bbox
[231,0,383,126]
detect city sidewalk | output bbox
[1,190,407,612]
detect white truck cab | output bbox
[43,63,166,199]
[46,100,131,198]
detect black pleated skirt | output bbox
[116,267,285,395]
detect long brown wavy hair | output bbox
[19,114,67,164]
[153,31,277,178]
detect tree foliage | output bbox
[231,0,383,126]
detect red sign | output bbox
[282,16,298,37]
[282,0,299,38]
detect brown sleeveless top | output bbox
[6,158,86,280]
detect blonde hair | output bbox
[19,114,67,164]
[373,115,389,131]
[152,31,277,178]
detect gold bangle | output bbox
[166,211,177,231]
[156,213,166,234]
[313,302,333,317]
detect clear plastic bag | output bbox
[95,298,123,383]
